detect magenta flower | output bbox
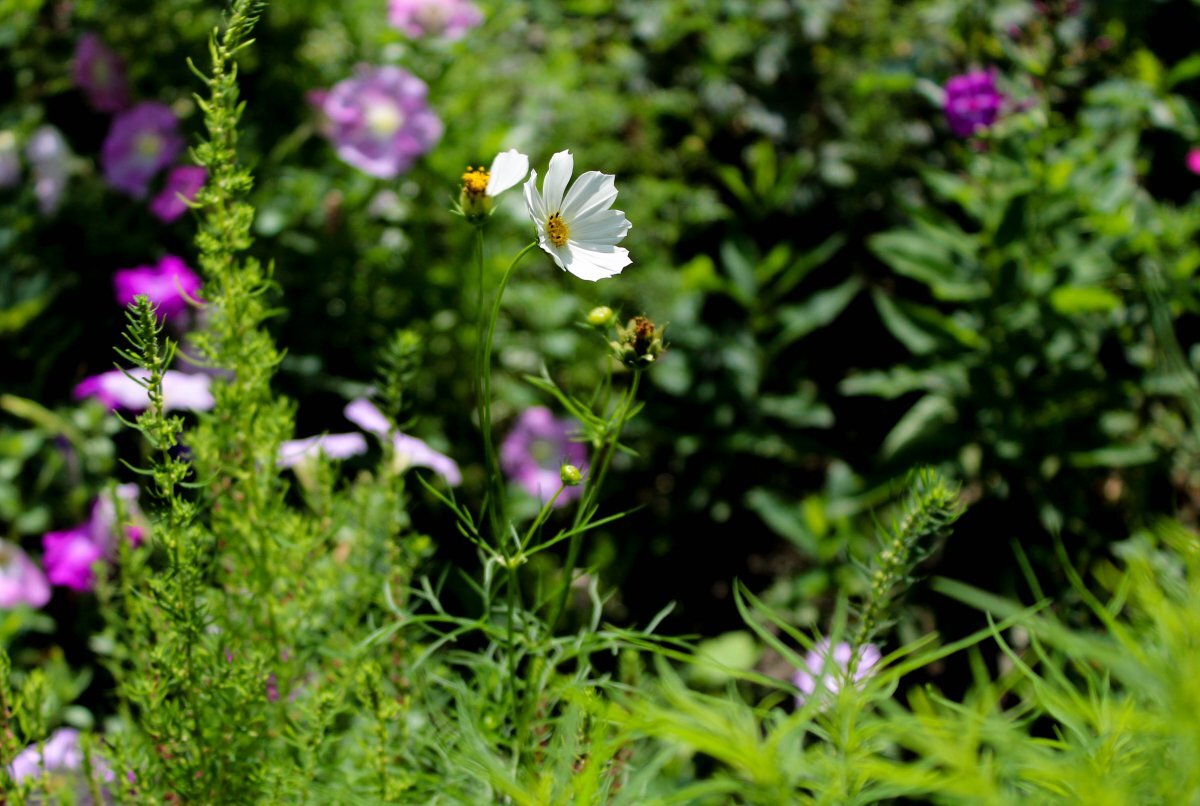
[113,255,202,319]
[74,369,214,412]
[943,70,1004,138]
[42,525,105,592]
[278,432,369,468]
[344,398,462,484]
[793,640,882,706]
[1188,148,1200,176]
[0,541,51,609]
[72,33,131,113]
[43,485,144,592]
[149,165,206,222]
[9,728,113,787]
[388,0,483,39]
[313,66,443,179]
[101,102,184,197]
[500,407,588,507]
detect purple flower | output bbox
[72,33,131,113]
[499,407,588,507]
[113,255,202,319]
[313,66,443,179]
[1188,149,1200,176]
[101,102,184,197]
[74,369,214,412]
[148,165,206,222]
[793,640,882,706]
[942,70,1004,138]
[344,398,462,484]
[278,432,369,468]
[25,126,72,214]
[388,0,483,39]
[42,485,144,593]
[42,525,106,592]
[9,728,114,787]
[0,541,51,609]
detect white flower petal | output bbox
[567,208,630,243]
[541,150,573,212]
[560,242,630,281]
[524,169,546,224]
[486,149,529,197]
[560,171,617,221]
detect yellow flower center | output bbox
[136,134,161,158]
[547,212,570,246]
[461,166,489,196]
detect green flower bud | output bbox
[459,166,493,223]
[560,463,583,486]
[586,305,615,327]
[611,315,667,371]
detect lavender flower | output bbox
[0,130,19,189]
[278,432,369,468]
[0,540,51,609]
[112,255,202,319]
[74,369,215,412]
[499,407,588,507]
[43,485,144,593]
[25,126,73,214]
[72,33,131,113]
[388,0,483,39]
[9,728,113,788]
[313,66,443,179]
[148,165,206,222]
[793,640,882,706]
[942,70,1004,138]
[101,102,184,197]
[344,398,461,484]
[1188,148,1200,176]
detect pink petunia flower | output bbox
[793,639,882,706]
[72,33,131,113]
[9,728,114,787]
[0,540,51,609]
[43,484,144,593]
[74,369,214,413]
[312,65,443,179]
[277,432,369,468]
[112,255,202,319]
[148,165,206,222]
[343,398,461,484]
[388,0,483,39]
[942,69,1004,138]
[101,102,184,197]
[1188,148,1200,176]
[499,407,588,507]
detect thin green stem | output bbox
[477,241,538,547]
[549,371,641,630]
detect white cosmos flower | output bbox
[461,149,529,221]
[523,150,631,282]
[485,149,528,196]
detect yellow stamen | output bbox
[461,166,489,195]
[547,212,570,246]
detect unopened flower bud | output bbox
[560,463,583,486]
[611,315,667,371]
[586,306,615,327]
[459,166,493,222]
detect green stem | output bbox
[477,241,538,546]
[549,371,641,630]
